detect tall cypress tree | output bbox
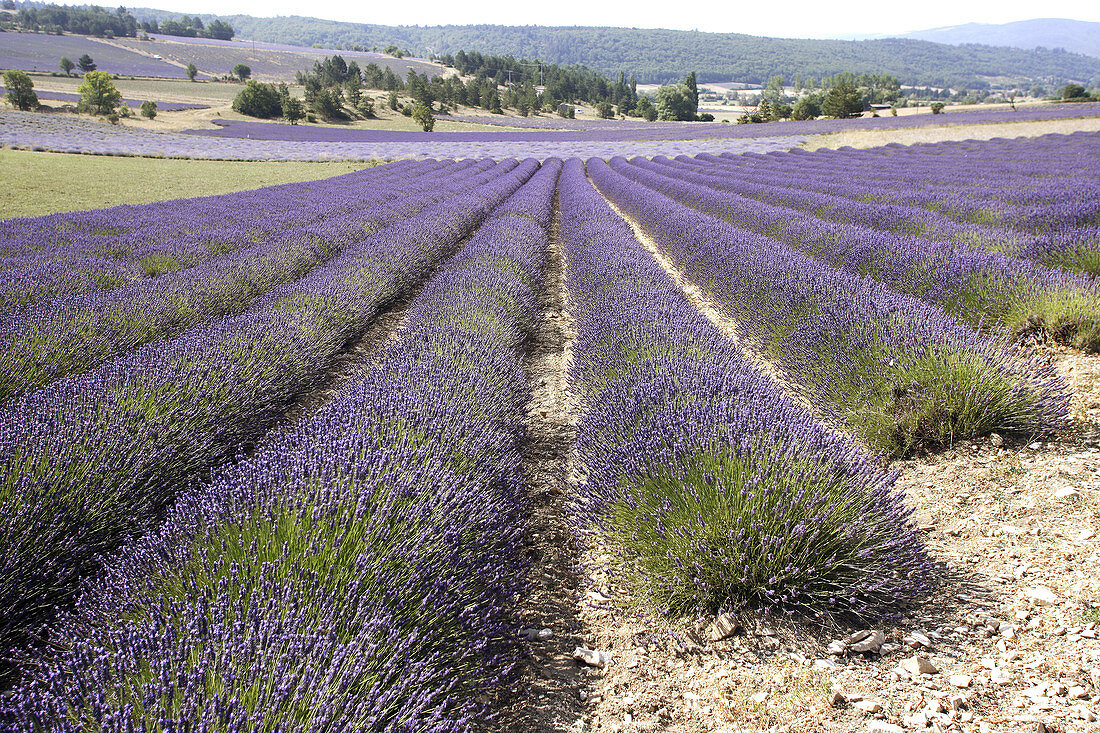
[684,71,699,118]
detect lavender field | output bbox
[0,109,806,160]
[0,32,190,78]
[0,131,1096,729]
[193,103,1100,142]
[0,86,207,111]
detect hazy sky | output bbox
[143,0,1099,38]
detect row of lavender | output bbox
[605,150,1100,351]
[0,108,803,161]
[191,103,1100,143]
[0,159,509,402]
[2,159,561,730]
[559,157,932,617]
[588,158,1071,455]
[1,159,418,302]
[754,134,1099,230]
[700,132,1100,274]
[0,158,537,683]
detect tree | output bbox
[77,71,121,115]
[634,95,658,121]
[77,54,96,73]
[1063,83,1086,100]
[684,71,699,116]
[930,101,946,114]
[412,103,435,131]
[232,80,282,118]
[791,95,821,120]
[821,80,863,118]
[655,84,694,121]
[139,100,157,119]
[594,100,615,119]
[310,88,344,120]
[59,56,75,76]
[3,70,39,111]
[232,64,251,82]
[281,96,305,124]
[185,63,198,81]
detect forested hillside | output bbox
[128,11,1100,87]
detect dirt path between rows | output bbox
[492,197,591,731]
[597,187,840,435]
[251,238,469,450]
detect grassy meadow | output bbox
[0,149,379,219]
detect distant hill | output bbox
[129,11,1100,88]
[900,18,1100,59]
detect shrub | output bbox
[557,103,575,119]
[232,63,251,82]
[139,100,157,119]
[1062,83,1086,100]
[77,71,121,115]
[232,80,282,118]
[2,70,39,111]
[595,100,614,119]
[186,63,197,81]
[357,96,375,117]
[930,101,946,114]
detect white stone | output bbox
[846,629,885,654]
[1054,487,1080,500]
[853,700,883,714]
[1027,586,1058,605]
[900,656,940,676]
[950,675,973,688]
[573,647,611,668]
[710,612,739,641]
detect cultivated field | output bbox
[0,129,1097,732]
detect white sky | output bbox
[140,0,1100,39]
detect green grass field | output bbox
[1,149,379,219]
